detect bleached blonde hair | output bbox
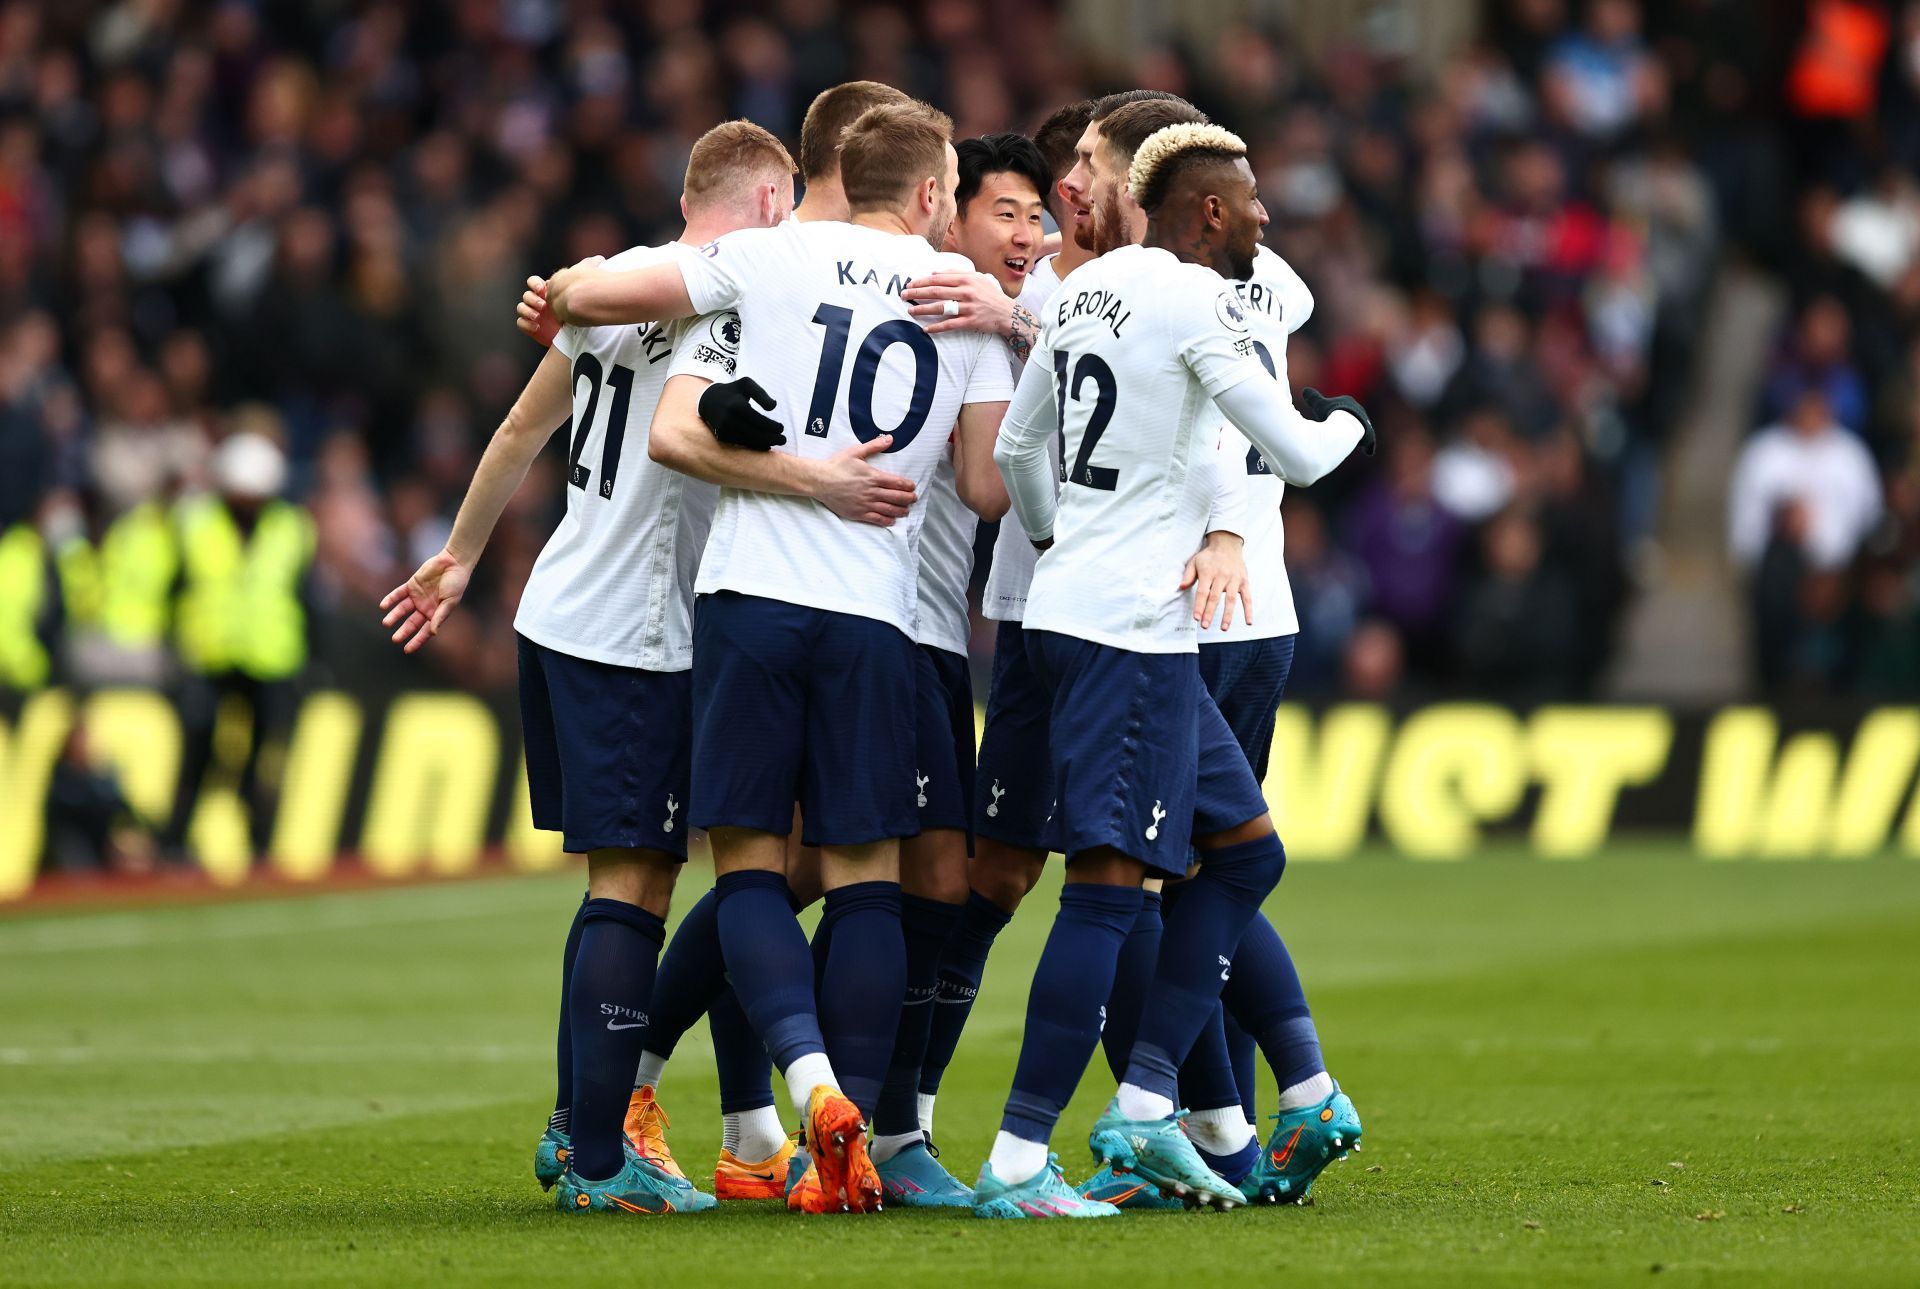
[1128,123,1248,214]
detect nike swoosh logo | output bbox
[748,1171,776,1181]
[605,1021,646,1031]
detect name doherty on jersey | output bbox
[1054,288,1132,337]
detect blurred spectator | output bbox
[1453,506,1582,701]
[1282,497,1368,698]
[1341,428,1468,673]
[1729,387,1883,572]
[44,723,156,873]
[1763,295,1870,431]
[1541,0,1662,141]
[1432,405,1521,522]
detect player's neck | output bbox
[1053,237,1093,276]
[678,219,734,248]
[1141,221,1231,277]
[851,210,920,239]
[795,176,848,223]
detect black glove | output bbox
[699,377,784,450]
[1301,387,1376,456]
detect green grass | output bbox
[3,847,1918,1286]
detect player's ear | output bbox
[679,193,690,222]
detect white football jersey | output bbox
[1204,244,1314,643]
[678,221,1014,635]
[514,243,738,671]
[980,258,1066,622]
[1001,244,1284,654]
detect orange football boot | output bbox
[622,1086,686,1181]
[716,1132,798,1201]
[796,1087,882,1213]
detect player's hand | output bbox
[379,550,472,654]
[904,272,1016,337]
[699,377,785,450]
[522,255,605,331]
[816,435,918,527]
[1181,531,1253,631]
[1302,387,1376,456]
[518,275,561,347]
[516,278,552,338]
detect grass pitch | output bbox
[2,846,1918,1287]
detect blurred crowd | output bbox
[1,0,1918,707]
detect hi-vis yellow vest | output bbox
[0,524,50,690]
[54,502,179,648]
[173,498,314,681]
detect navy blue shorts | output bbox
[691,591,919,846]
[517,633,691,858]
[973,621,1059,852]
[1197,634,1296,780]
[914,644,976,841]
[1026,630,1268,877]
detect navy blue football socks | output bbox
[1179,1001,1246,1114]
[873,893,963,1138]
[1223,905,1325,1094]
[918,890,1012,1099]
[709,988,776,1115]
[1000,881,1142,1142]
[1197,1136,1260,1185]
[644,888,729,1062]
[567,898,666,1181]
[1122,832,1287,1104]
[715,868,829,1072]
[1225,1007,1260,1122]
[549,892,588,1133]
[1099,887,1163,1080]
[815,881,905,1118]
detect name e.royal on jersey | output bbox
[1054,288,1132,337]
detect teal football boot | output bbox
[1088,1099,1242,1210]
[973,1155,1120,1219]
[877,1139,972,1208]
[534,1126,570,1192]
[1239,1082,1363,1205]
[784,1141,813,1204]
[556,1151,717,1214]
[1076,1161,1185,1210]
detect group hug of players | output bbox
[381,78,1375,1219]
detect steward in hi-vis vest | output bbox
[0,522,59,691]
[161,432,313,860]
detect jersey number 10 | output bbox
[803,304,936,451]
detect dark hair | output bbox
[1098,97,1209,167]
[798,80,910,181]
[1033,98,1096,185]
[1091,89,1198,123]
[955,133,1052,214]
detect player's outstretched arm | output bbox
[1213,375,1367,487]
[649,374,918,526]
[537,257,696,330]
[381,345,574,652]
[992,356,1061,548]
[953,400,1011,521]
